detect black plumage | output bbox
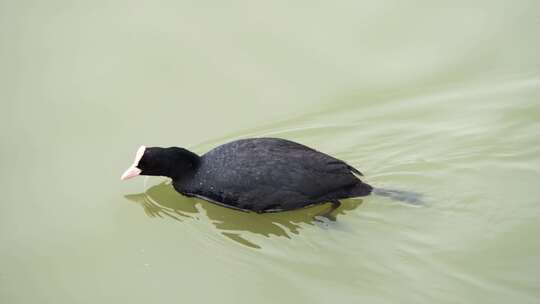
[130,138,372,213]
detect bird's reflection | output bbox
[124,182,364,249]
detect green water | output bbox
[1,1,540,303]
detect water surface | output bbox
[1,1,540,303]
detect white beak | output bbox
[120,145,146,180]
[120,166,142,180]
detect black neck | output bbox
[166,147,200,180]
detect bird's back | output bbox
[176,138,371,212]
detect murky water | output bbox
[1,1,540,303]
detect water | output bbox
[1,1,540,303]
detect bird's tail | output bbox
[372,188,424,205]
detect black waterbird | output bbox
[121,138,375,214]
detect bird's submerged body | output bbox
[122,138,373,213]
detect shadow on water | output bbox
[124,182,364,249]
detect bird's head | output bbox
[120,146,200,180]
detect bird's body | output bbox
[174,138,372,212]
[121,138,372,213]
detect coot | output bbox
[121,138,372,213]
